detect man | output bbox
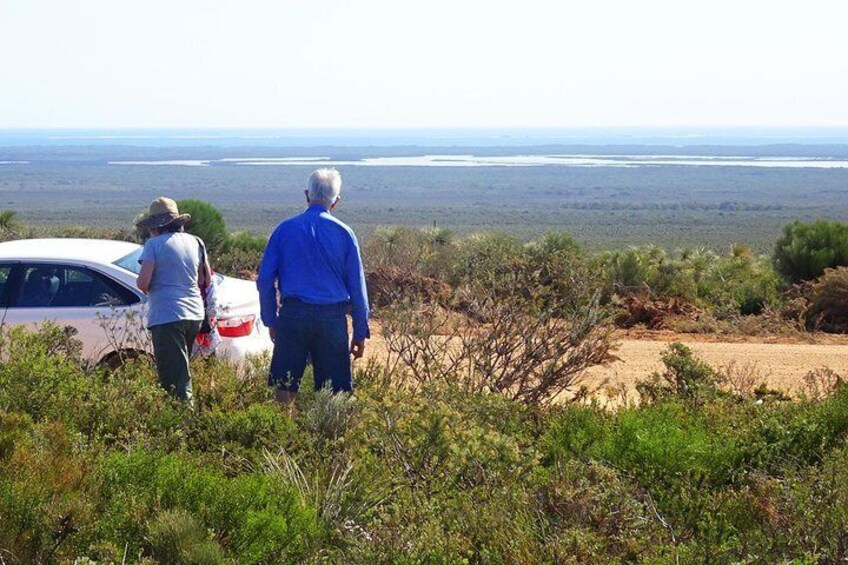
[257,168,369,403]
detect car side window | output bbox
[15,264,140,308]
[0,264,14,307]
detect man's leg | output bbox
[269,313,309,404]
[310,313,352,393]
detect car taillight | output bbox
[218,314,255,338]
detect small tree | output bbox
[380,269,616,405]
[773,220,848,282]
[176,199,229,255]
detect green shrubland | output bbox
[2,205,848,561]
[5,203,848,335]
[1,324,847,563]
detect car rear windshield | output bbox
[113,247,225,285]
[113,248,142,274]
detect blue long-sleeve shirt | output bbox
[257,205,370,341]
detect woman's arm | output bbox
[137,260,155,294]
[198,259,212,289]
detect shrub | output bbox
[743,384,848,471]
[802,367,844,401]
[449,231,524,286]
[773,444,848,560]
[226,230,266,252]
[773,219,848,282]
[212,247,262,278]
[541,405,610,461]
[363,226,443,275]
[805,266,848,333]
[304,387,359,440]
[525,231,581,257]
[146,509,225,565]
[188,403,297,455]
[534,460,667,562]
[176,199,229,255]
[381,277,615,405]
[0,209,17,228]
[604,402,745,485]
[697,254,783,317]
[96,450,318,562]
[636,342,722,405]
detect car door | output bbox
[4,262,145,362]
[0,262,17,325]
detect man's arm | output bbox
[344,232,370,358]
[256,229,281,338]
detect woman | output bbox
[136,197,211,403]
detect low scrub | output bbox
[805,266,848,333]
[1,326,848,562]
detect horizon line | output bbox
[4,125,848,132]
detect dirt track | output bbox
[364,328,848,398]
[584,333,848,399]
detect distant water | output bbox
[107,154,848,169]
[4,127,848,147]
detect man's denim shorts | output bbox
[268,298,352,393]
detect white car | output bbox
[0,238,272,365]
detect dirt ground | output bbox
[584,331,848,400]
[362,326,848,399]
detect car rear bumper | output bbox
[216,324,273,361]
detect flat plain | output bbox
[2,144,848,251]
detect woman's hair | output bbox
[158,221,185,234]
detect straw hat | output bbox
[135,197,191,229]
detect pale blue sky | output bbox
[1,0,846,128]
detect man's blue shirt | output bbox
[257,205,370,341]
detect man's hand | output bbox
[269,327,276,343]
[350,340,365,359]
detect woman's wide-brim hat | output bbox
[135,197,191,229]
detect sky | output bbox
[1,0,847,129]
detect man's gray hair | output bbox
[307,168,342,205]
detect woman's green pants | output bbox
[150,319,202,403]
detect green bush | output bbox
[212,247,263,278]
[146,509,225,565]
[773,219,848,282]
[188,403,297,455]
[525,230,581,257]
[226,230,267,253]
[176,198,229,255]
[96,450,318,563]
[211,231,268,277]
[636,342,723,405]
[449,231,524,286]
